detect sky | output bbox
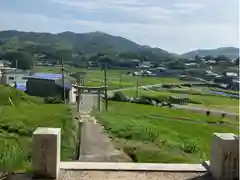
[0,0,239,54]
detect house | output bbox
[0,69,30,86]
[225,72,238,78]
[168,95,188,105]
[139,61,152,69]
[0,60,11,67]
[207,60,216,64]
[24,73,77,103]
[0,61,4,68]
[185,63,197,67]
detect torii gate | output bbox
[73,85,105,112]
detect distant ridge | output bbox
[0,30,173,59]
[181,47,239,59]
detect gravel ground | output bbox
[59,170,213,180]
[7,171,213,180]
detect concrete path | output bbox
[78,94,131,162]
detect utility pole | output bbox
[76,75,81,112]
[135,64,140,98]
[15,59,18,70]
[104,63,108,111]
[61,55,66,104]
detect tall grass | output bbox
[0,86,77,171]
[94,101,238,163]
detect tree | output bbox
[194,54,201,62]
[167,60,185,69]
[236,57,239,66]
[204,55,214,61]
[3,51,33,69]
[98,55,113,68]
[215,55,231,62]
[56,49,73,64]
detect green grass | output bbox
[35,66,183,90]
[94,101,238,163]
[0,86,77,171]
[123,89,239,113]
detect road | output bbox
[174,105,237,117]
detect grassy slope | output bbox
[123,89,239,113]
[0,86,77,171]
[94,101,238,163]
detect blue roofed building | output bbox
[23,73,77,102]
[15,83,27,91]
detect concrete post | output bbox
[32,128,61,179]
[210,133,239,180]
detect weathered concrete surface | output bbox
[76,94,130,162]
[59,171,213,180]
[79,116,131,162]
[60,162,207,172]
[210,133,239,180]
[32,128,61,179]
[8,171,213,180]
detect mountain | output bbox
[181,47,239,59]
[0,30,173,60]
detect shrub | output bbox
[44,96,63,104]
[111,91,128,102]
[135,96,151,105]
[180,140,200,154]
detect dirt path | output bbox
[79,94,130,162]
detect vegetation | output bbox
[122,89,239,113]
[181,47,239,59]
[94,101,237,163]
[0,30,175,69]
[0,86,77,171]
[0,31,238,73]
[35,66,183,89]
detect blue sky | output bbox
[0,0,238,53]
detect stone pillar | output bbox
[210,133,239,180]
[32,128,61,179]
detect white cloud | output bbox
[73,20,238,53]
[172,3,204,14]
[0,0,238,53]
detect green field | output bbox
[122,88,239,113]
[94,101,238,163]
[0,86,77,171]
[35,66,183,90]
